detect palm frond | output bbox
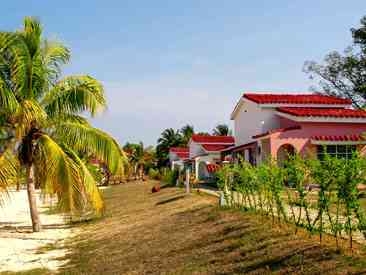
[35,134,87,214]
[54,114,90,125]
[64,147,104,213]
[42,75,106,117]
[15,99,47,139]
[53,122,126,174]
[0,31,31,98]
[0,151,18,206]
[42,40,70,83]
[20,17,42,58]
[0,74,19,112]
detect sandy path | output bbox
[0,189,76,273]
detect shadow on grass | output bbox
[155,195,186,205]
[57,183,366,274]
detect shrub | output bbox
[215,153,366,250]
[148,168,161,180]
[161,169,180,186]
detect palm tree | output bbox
[0,17,126,232]
[156,128,182,167]
[180,124,194,145]
[212,124,232,136]
[123,142,144,180]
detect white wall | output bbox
[189,141,206,158]
[233,99,280,146]
[194,153,221,180]
[169,152,178,162]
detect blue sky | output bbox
[1,0,365,145]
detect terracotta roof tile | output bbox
[206,164,220,173]
[191,134,235,144]
[243,93,351,105]
[201,144,232,152]
[277,107,366,118]
[170,147,189,159]
[311,134,366,142]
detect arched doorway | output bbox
[198,162,208,180]
[277,144,296,166]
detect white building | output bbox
[188,134,234,180]
[169,147,189,170]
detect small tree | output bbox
[284,154,312,232]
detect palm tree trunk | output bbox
[26,165,41,232]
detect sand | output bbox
[0,189,76,273]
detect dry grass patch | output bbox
[51,181,366,274]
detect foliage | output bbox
[0,17,127,226]
[156,128,183,167]
[212,124,232,136]
[148,168,161,180]
[304,15,366,108]
[123,142,156,180]
[216,153,366,249]
[180,124,194,145]
[161,168,180,186]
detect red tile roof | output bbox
[311,134,366,142]
[191,134,235,144]
[252,126,301,139]
[206,164,220,173]
[277,107,366,118]
[201,144,233,152]
[170,147,189,153]
[169,147,189,159]
[243,93,351,105]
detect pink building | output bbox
[225,93,366,164]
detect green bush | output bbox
[148,168,161,180]
[216,153,366,250]
[161,169,180,186]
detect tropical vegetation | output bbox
[123,142,156,180]
[212,124,232,136]
[0,17,127,232]
[304,15,366,108]
[155,123,231,167]
[216,153,366,250]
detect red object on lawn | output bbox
[152,184,161,193]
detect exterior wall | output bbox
[169,152,179,162]
[233,99,280,146]
[278,116,300,128]
[258,139,271,163]
[171,160,184,170]
[268,122,366,159]
[194,153,221,180]
[189,141,206,158]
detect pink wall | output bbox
[268,122,366,158]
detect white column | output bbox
[185,168,190,193]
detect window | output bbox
[317,145,356,160]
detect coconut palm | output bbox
[0,17,126,232]
[123,142,145,180]
[180,124,194,145]
[156,128,182,167]
[212,124,232,136]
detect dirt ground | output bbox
[3,181,366,274]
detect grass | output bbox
[14,180,366,274]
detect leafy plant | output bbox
[0,17,127,232]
